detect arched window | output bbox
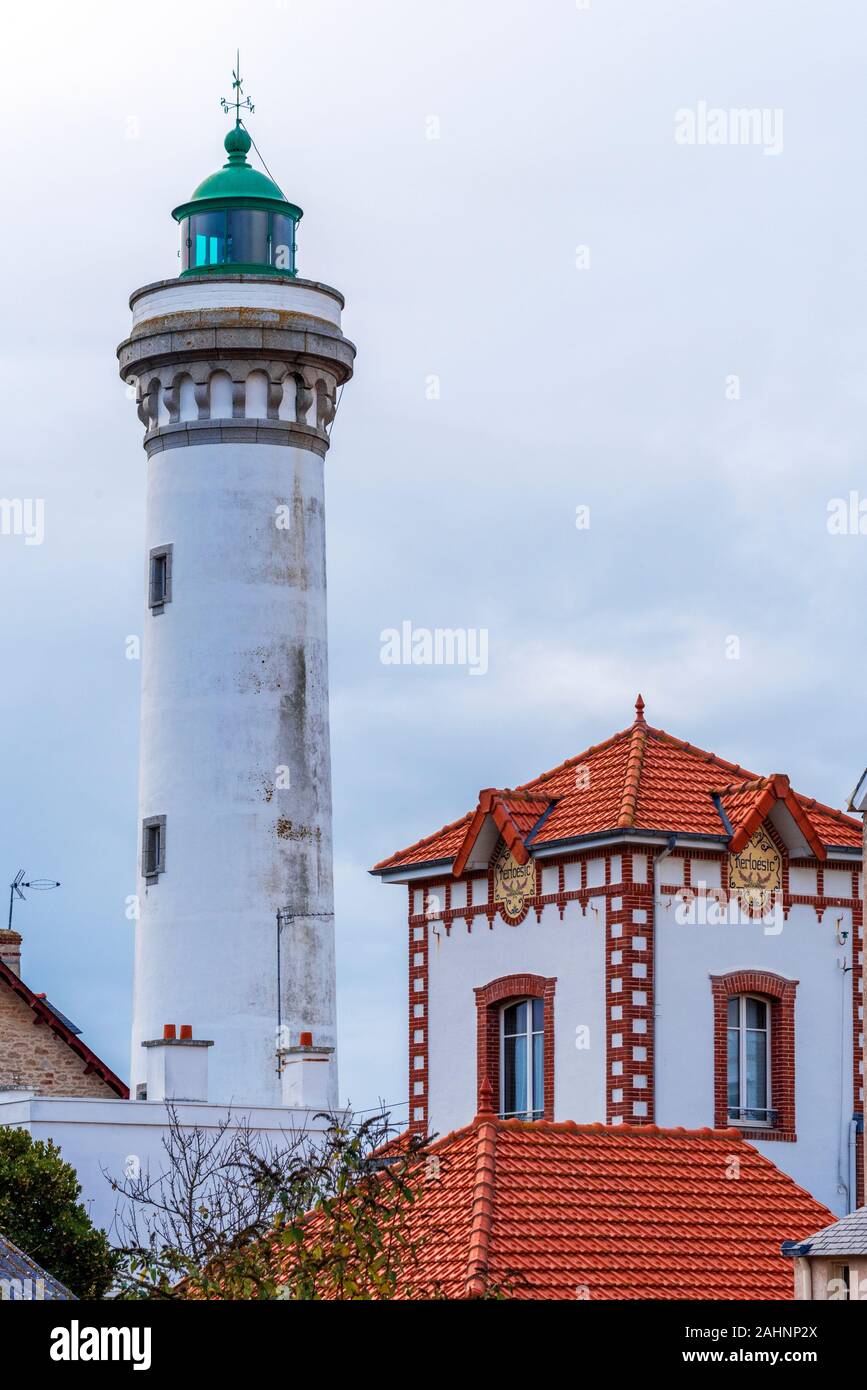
[475,974,556,1121]
[501,998,545,1120]
[711,971,796,1137]
[727,994,772,1125]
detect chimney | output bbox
[0,929,22,977]
[278,1031,335,1109]
[141,1024,213,1103]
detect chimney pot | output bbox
[163,1023,176,1040]
[179,1024,192,1039]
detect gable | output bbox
[0,961,127,1099]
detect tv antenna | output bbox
[7,870,61,933]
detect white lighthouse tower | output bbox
[118,71,355,1108]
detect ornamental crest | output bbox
[728,825,782,911]
[492,843,536,922]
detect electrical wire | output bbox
[240,120,289,201]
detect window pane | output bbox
[503,1001,526,1037]
[227,208,269,266]
[150,555,166,604]
[180,219,191,271]
[271,212,296,272]
[532,998,544,1032]
[727,997,739,1026]
[745,1028,768,1116]
[727,1027,740,1112]
[532,1030,544,1116]
[145,825,161,874]
[189,213,226,267]
[503,1033,527,1115]
[745,997,767,1030]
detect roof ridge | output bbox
[716,776,771,796]
[513,725,634,796]
[795,791,861,831]
[464,1116,498,1298]
[430,1116,758,1146]
[645,724,760,782]
[492,1118,746,1139]
[617,718,649,828]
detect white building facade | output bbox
[374,699,864,1217]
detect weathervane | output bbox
[221,51,254,127]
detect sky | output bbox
[2,0,867,1121]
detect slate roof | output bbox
[782,1206,867,1260]
[0,1232,74,1300]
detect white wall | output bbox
[130,278,343,331]
[655,896,855,1215]
[426,896,606,1138]
[0,1094,332,1239]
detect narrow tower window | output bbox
[149,544,173,613]
[142,816,166,881]
[727,994,772,1124]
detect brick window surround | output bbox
[474,973,556,1120]
[710,970,797,1142]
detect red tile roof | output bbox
[373,697,860,872]
[317,1114,832,1300]
[0,959,128,1099]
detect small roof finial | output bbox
[634,693,646,725]
[478,1076,496,1117]
[221,49,255,128]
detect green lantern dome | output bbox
[172,69,303,279]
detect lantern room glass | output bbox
[271,212,297,273]
[180,209,298,274]
[227,208,269,266]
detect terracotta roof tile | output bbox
[280,1119,832,1300]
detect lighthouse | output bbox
[118,69,355,1107]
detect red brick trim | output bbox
[606,849,655,1125]
[854,892,864,1207]
[710,969,797,1140]
[474,973,556,1120]
[407,887,432,1136]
